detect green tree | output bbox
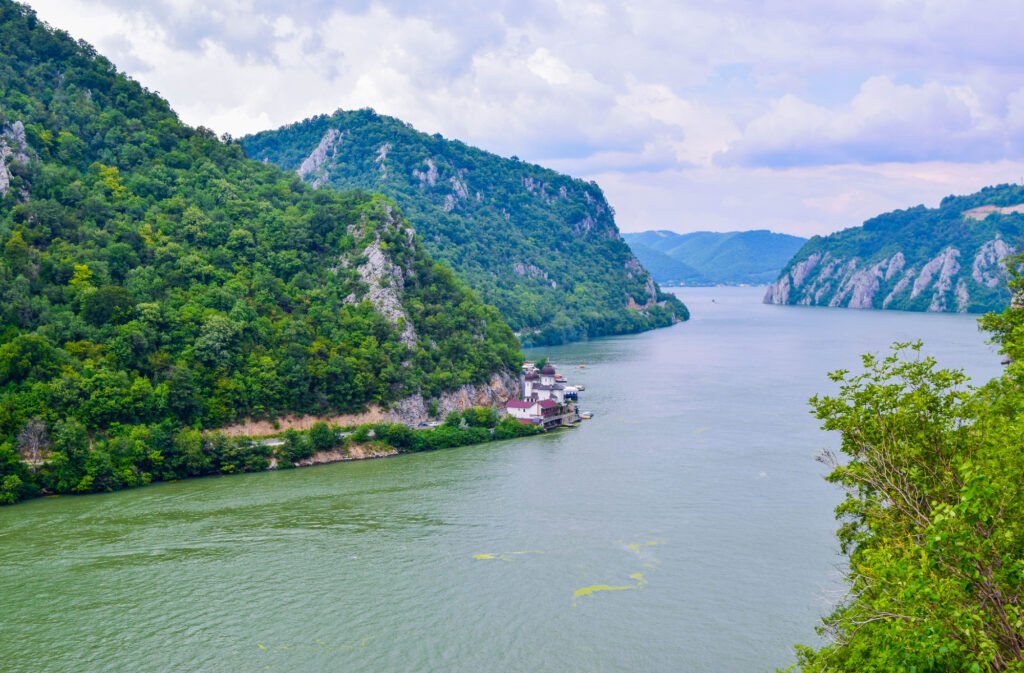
[308,420,335,453]
[80,285,133,325]
[785,343,1024,672]
[3,230,30,274]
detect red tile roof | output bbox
[538,399,558,409]
[506,400,536,409]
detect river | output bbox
[0,287,1005,673]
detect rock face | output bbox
[343,208,418,347]
[765,240,1016,313]
[973,238,1015,288]
[388,370,521,424]
[762,184,1024,313]
[297,128,343,187]
[0,120,29,197]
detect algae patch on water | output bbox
[573,571,651,605]
[572,542,661,605]
[624,541,660,553]
[573,584,634,599]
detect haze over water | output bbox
[0,287,1004,673]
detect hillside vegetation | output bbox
[0,1,521,503]
[241,110,688,346]
[624,229,806,285]
[765,184,1024,312]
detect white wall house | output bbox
[505,400,541,419]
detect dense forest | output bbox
[783,263,1024,670]
[765,185,1024,312]
[0,1,523,503]
[624,229,806,285]
[241,110,688,346]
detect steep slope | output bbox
[764,184,1024,312]
[623,229,806,284]
[241,110,688,346]
[0,2,522,499]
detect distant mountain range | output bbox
[764,184,1024,313]
[623,230,807,285]
[241,110,687,346]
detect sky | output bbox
[25,0,1024,237]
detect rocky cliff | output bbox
[765,185,1024,313]
[240,109,688,346]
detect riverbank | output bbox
[0,408,544,506]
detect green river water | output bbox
[0,287,1005,672]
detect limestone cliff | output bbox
[0,120,29,197]
[765,184,1024,313]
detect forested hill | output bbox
[764,184,1024,312]
[241,110,688,346]
[623,229,807,285]
[0,1,522,502]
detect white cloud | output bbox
[594,160,1024,238]
[724,76,1012,166]
[21,0,1024,238]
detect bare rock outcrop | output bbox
[375,142,392,179]
[927,249,961,311]
[512,262,554,287]
[763,275,791,304]
[833,254,908,309]
[955,279,970,312]
[624,257,643,278]
[298,128,343,187]
[573,215,596,235]
[387,370,521,425]
[413,159,438,186]
[912,248,960,299]
[972,237,1015,288]
[353,239,418,347]
[0,121,29,197]
[791,252,822,288]
[884,252,905,281]
[883,270,914,308]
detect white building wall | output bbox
[507,404,539,419]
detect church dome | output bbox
[540,364,556,376]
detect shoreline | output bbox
[13,412,551,506]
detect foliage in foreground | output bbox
[783,342,1024,672]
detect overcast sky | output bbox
[27,0,1024,237]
